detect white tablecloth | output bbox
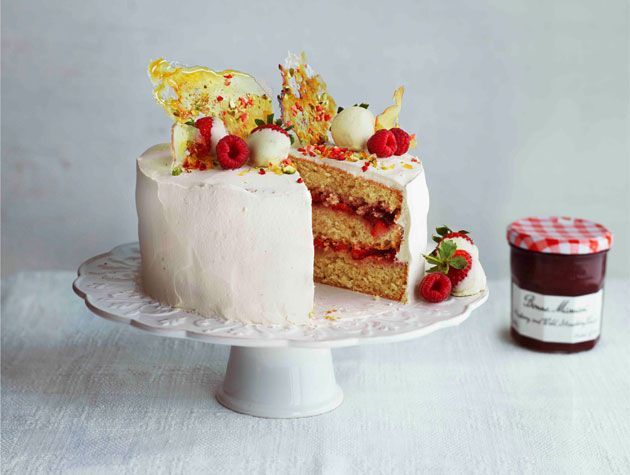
[2,273,629,474]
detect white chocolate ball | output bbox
[331,106,375,151]
[248,129,291,167]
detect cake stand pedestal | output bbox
[217,347,342,418]
[73,243,488,418]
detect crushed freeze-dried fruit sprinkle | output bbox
[297,144,358,161]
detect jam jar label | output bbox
[511,284,602,343]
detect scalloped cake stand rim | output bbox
[72,243,489,349]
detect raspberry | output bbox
[216,135,249,169]
[446,250,472,285]
[195,117,214,144]
[418,273,452,303]
[389,128,410,155]
[367,130,397,158]
[251,123,289,137]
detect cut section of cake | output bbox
[291,146,429,302]
[278,53,429,303]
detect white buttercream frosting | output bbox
[291,148,430,302]
[136,144,314,324]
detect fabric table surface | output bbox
[2,272,629,474]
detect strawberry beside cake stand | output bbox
[73,243,488,418]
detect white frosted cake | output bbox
[137,53,486,324]
[137,144,314,324]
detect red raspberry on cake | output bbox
[389,128,411,156]
[367,129,397,158]
[216,135,250,169]
[418,273,452,303]
[195,117,215,142]
[195,116,228,155]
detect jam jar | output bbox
[506,217,612,353]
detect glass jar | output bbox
[506,217,612,353]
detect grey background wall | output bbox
[2,0,629,279]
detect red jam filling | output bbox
[310,189,398,237]
[314,238,397,262]
[510,245,608,353]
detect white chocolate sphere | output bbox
[248,129,291,167]
[331,106,375,151]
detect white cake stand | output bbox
[73,243,488,418]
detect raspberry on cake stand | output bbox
[73,243,488,418]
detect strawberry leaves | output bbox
[255,114,296,144]
[424,240,468,274]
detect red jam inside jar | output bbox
[507,217,612,353]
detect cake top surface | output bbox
[147,52,423,183]
[291,147,424,189]
[138,144,309,196]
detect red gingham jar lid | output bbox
[507,216,612,255]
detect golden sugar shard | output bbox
[375,86,404,131]
[278,52,337,146]
[375,86,417,148]
[148,58,273,139]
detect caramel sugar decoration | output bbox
[278,52,337,146]
[148,58,273,139]
[375,86,405,131]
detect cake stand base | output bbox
[216,346,343,418]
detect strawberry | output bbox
[216,135,250,169]
[251,114,294,142]
[442,231,474,245]
[432,225,473,246]
[418,273,452,303]
[351,247,370,260]
[367,130,397,158]
[389,128,411,155]
[331,202,353,214]
[370,220,389,238]
[445,250,472,285]
[251,123,289,137]
[423,240,472,285]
